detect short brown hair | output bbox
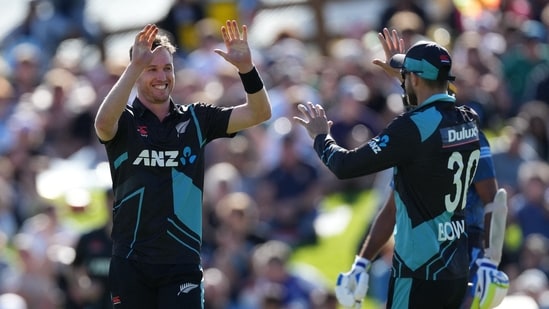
[129,33,176,60]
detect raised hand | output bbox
[214,20,254,73]
[131,24,159,68]
[372,28,405,81]
[293,102,332,139]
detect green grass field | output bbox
[290,189,384,308]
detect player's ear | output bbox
[409,73,419,86]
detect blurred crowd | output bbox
[0,0,549,308]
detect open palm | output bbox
[214,20,253,73]
[372,28,405,81]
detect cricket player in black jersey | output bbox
[341,30,508,309]
[295,29,481,309]
[94,21,271,308]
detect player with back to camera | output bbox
[376,28,511,309]
[94,20,271,308]
[327,29,510,309]
[295,28,482,308]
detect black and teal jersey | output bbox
[314,93,480,280]
[101,98,235,265]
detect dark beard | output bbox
[406,91,418,107]
[402,84,418,111]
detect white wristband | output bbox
[354,255,370,270]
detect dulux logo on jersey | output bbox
[368,134,389,154]
[440,122,479,148]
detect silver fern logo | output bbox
[175,120,190,137]
[177,283,198,296]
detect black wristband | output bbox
[238,67,264,94]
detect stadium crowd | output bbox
[0,0,549,308]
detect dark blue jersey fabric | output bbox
[465,131,496,230]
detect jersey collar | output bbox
[419,93,455,108]
[131,97,178,118]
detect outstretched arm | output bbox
[94,24,158,141]
[214,20,271,133]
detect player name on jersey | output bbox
[437,219,466,241]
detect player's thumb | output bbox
[372,60,400,79]
[213,49,228,60]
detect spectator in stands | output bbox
[501,19,549,117]
[239,240,323,308]
[509,160,549,240]
[491,122,538,196]
[517,101,549,162]
[209,192,267,304]
[65,189,113,309]
[157,0,206,56]
[257,131,322,246]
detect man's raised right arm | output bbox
[94,64,144,141]
[94,24,158,141]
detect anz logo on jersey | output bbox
[441,122,479,148]
[132,148,197,167]
[368,134,389,154]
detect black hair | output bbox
[423,78,448,90]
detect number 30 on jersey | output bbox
[445,150,480,212]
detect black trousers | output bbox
[109,256,203,308]
[386,275,468,309]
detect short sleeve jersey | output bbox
[101,98,234,265]
[314,94,480,280]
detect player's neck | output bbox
[415,86,446,106]
[141,98,171,121]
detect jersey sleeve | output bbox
[191,102,236,141]
[313,115,418,178]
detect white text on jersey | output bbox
[132,150,179,167]
[441,122,479,148]
[437,219,465,241]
